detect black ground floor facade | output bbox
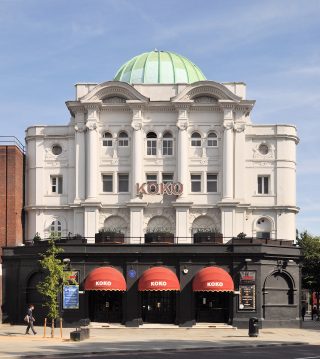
[1,242,301,328]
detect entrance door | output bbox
[141,291,176,324]
[89,291,122,323]
[195,292,230,323]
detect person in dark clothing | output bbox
[301,306,306,321]
[25,304,37,335]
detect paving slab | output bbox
[0,321,319,358]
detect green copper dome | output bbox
[114,50,206,84]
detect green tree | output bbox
[37,234,73,337]
[297,231,320,308]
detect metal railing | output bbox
[25,236,295,246]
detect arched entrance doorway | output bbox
[84,267,126,323]
[193,266,234,323]
[138,267,180,324]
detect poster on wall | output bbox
[63,285,79,309]
[239,285,256,311]
[238,271,256,311]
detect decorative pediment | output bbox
[80,81,149,103]
[193,95,218,104]
[172,81,242,103]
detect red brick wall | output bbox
[0,145,24,256]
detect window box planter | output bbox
[145,233,174,244]
[95,232,124,244]
[193,232,223,244]
[57,236,86,244]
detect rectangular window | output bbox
[207,174,218,193]
[146,174,157,193]
[258,176,269,194]
[102,174,113,192]
[191,174,201,192]
[146,174,157,183]
[51,176,63,194]
[162,173,174,183]
[162,139,173,155]
[118,174,129,193]
[147,139,157,155]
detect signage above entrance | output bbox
[138,267,180,291]
[84,267,127,291]
[136,182,183,196]
[192,266,234,292]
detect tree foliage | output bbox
[297,231,320,293]
[37,234,73,328]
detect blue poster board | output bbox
[63,285,79,309]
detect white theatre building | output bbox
[25,50,299,243]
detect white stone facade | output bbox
[25,80,299,243]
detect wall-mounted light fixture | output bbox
[182,266,189,274]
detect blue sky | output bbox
[1,0,319,235]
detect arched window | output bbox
[256,217,272,239]
[102,132,112,147]
[191,132,201,147]
[50,220,62,237]
[162,132,173,156]
[207,132,218,147]
[118,131,128,147]
[146,132,157,155]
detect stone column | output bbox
[85,106,99,200]
[233,121,246,200]
[222,108,234,200]
[176,108,189,197]
[131,108,143,198]
[74,112,86,202]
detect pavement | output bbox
[0,319,320,358]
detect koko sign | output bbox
[136,182,183,196]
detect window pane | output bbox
[147,140,157,155]
[264,177,269,194]
[146,174,157,182]
[103,139,112,146]
[162,173,173,183]
[118,174,129,192]
[207,174,217,193]
[191,175,201,192]
[58,177,63,194]
[103,175,113,192]
[258,177,262,194]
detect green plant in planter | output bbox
[33,232,42,242]
[237,232,247,239]
[98,227,123,235]
[146,227,173,235]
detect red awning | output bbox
[84,267,126,291]
[192,266,234,292]
[138,266,180,291]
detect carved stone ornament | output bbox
[178,109,188,120]
[176,120,188,131]
[252,142,275,159]
[194,96,217,104]
[132,109,143,120]
[44,140,68,162]
[223,120,234,130]
[131,121,142,131]
[103,96,126,104]
[86,122,97,131]
[233,123,246,133]
[74,124,86,133]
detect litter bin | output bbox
[248,317,259,337]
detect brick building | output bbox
[0,137,24,320]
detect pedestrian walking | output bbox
[25,304,37,335]
[301,306,306,321]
